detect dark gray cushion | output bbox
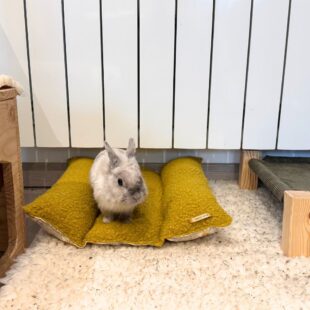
[249,156,310,201]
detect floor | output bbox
[1,181,310,309]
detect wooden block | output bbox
[239,151,261,189]
[282,191,310,257]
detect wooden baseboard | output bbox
[22,162,239,188]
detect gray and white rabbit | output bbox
[89,138,148,223]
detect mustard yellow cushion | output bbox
[161,157,232,241]
[24,157,232,247]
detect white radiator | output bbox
[0,0,309,150]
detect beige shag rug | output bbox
[1,180,310,310]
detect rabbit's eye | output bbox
[117,178,123,186]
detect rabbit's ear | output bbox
[126,138,136,158]
[104,141,120,168]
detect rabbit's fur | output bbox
[89,138,147,223]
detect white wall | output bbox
[2,0,310,155]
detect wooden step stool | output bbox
[0,87,25,278]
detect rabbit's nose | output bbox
[129,186,141,196]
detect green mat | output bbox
[249,156,310,201]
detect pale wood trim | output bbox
[281,190,310,257]
[239,151,262,189]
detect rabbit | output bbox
[89,138,148,223]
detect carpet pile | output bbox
[0,181,309,309]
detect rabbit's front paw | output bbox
[102,215,113,223]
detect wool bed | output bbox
[249,156,310,201]
[24,157,232,247]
